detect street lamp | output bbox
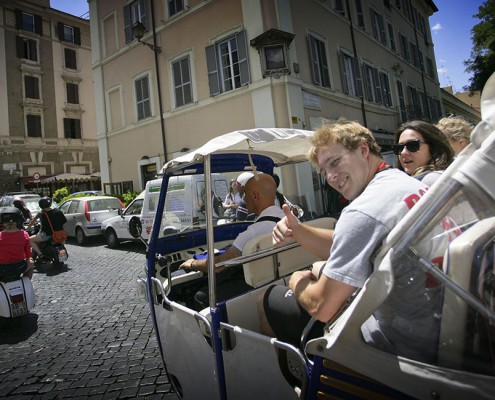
[131,21,161,53]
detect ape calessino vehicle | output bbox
[136,75,495,399]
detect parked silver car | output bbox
[58,196,123,245]
[0,193,41,215]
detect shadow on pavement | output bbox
[0,313,39,344]
[107,241,146,254]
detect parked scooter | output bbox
[0,260,35,318]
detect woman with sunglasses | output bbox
[393,120,454,185]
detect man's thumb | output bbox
[282,203,294,219]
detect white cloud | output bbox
[432,23,442,33]
[437,66,447,75]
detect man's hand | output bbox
[179,259,195,270]
[288,270,316,293]
[272,204,300,246]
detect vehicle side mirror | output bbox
[129,216,143,238]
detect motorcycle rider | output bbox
[13,198,33,222]
[0,207,34,279]
[27,197,67,260]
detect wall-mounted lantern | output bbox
[250,28,295,79]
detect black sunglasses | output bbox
[392,139,426,155]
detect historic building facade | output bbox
[0,0,99,195]
[89,0,444,213]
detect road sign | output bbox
[33,172,40,183]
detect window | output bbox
[24,76,40,99]
[124,0,148,43]
[26,114,42,137]
[66,83,79,104]
[419,91,429,119]
[387,22,396,51]
[168,0,184,17]
[370,9,386,44]
[22,12,35,32]
[410,42,420,68]
[334,0,345,15]
[426,57,435,78]
[308,34,331,88]
[407,85,420,116]
[363,64,382,104]
[172,55,193,108]
[339,50,363,97]
[135,75,151,120]
[15,10,42,35]
[65,48,77,69]
[205,30,250,95]
[379,72,392,107]
[57,22,81,45]
[396,80,407,123]
[16,36,38,61]
[400,33,410,62]
[64,118,81,139]
[355,0,365,28]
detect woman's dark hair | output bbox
[395,120,454,176]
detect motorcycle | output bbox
[0,260,35,319]
[27,221,69,271]
[34,241,68,271]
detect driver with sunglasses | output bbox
[393,120,454,186]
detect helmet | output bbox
[39,196,52,209]
[0,206,24,225]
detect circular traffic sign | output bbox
[33,172,40,180]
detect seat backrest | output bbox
[438,216,495,369]
[242,217,335,287]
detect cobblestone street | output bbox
[0,238,177,399]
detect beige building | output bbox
[0,0,99,195]
[90,0,442,213]
[441,86,481,125]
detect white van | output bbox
[102,175,228,247]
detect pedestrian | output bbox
[223,179,242,220]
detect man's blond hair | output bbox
[307,119,382,167]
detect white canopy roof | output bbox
[161,128,315,174]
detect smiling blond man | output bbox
[259,119,442,363]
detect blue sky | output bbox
[430,0,484,92]
[50,0,483,93]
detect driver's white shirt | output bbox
[232,205,285,252]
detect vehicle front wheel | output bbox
[106,229,120,248]
[75,227,86,245]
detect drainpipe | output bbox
[150,0,168,163]
[346,0,367,127]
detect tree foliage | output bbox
[464,1,495,93]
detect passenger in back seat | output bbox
[179,173,285,311]
[259,119,443,364]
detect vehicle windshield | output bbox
[156,173,230,237]
[369,180,495,375]
[88,198,122,211]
